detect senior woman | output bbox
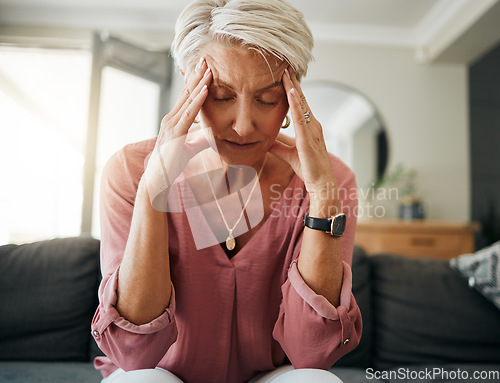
[91,0,362,382]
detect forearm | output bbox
[116,180,172,325]
[297,185,343,306]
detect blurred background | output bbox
[0,0,499,248]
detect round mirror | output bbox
[296,81,389,188]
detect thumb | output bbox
[269,140,295,165]
[186,132,211,157]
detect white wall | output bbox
[307,42,470,221]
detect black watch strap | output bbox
[303,213,347,236]
[303,214,332,232]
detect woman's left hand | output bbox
[272,68,343,306]
[270,67,336,200]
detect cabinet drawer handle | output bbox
[411,237,436,247]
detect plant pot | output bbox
[398,198,425,220]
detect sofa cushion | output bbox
[0,361,102,383]
[371,254,500,370]
[335,245,372,368]
[450,241,500,310]
[0,237,100,362]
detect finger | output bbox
[185,129,211,158]
[269,140,296,165]
[276,132,296,146]
[157,59,208,144]
[158,67,212,146]
[283,69,318,132]
[282,68,294,95]
[173,67,212,126]
[174,84,209,137]
[171,57,207,114]
[287,67,312,114]
[284,79,309,138]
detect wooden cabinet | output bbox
[355,219,480,259]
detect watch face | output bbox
[331,214,347,236]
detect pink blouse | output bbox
[91,138,362,383]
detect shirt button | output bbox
[343,338,349,345]
[93,330,100,338]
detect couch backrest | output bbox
[0,237,101,362]
[335,245,373,368]
[4,237,499,370]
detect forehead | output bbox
[203,42,286,89]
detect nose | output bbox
[232,99,255,137]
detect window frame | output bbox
[81,32,172,235]
[0,29,173,239]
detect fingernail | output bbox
[196,57,204,71]
[285,68,291,81]
[203,67,211,78]
[201,84,208,93]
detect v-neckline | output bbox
[177,169,299,263]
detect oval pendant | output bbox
[226,236,236,251]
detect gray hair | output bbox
[171,0,314,79]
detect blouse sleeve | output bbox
[272,154,363,368]
[91,145,178,373]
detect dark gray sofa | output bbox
[1,237,499,383]
[0,237,103,383]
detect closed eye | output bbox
[257,99,278,107]
[214,97,234,103]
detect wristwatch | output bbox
[303,213,347,237]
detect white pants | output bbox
[101,365,343,383]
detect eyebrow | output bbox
[214,79,282,93]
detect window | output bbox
[0,34,172,245]
[90,66,161,239]
[0,47,91,244]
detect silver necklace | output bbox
[201,152,267,251]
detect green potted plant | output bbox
[371,163,425,220]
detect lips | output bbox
[223,139,259,149]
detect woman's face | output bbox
[197,43,289,166]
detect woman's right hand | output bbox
[144,58,213,211]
